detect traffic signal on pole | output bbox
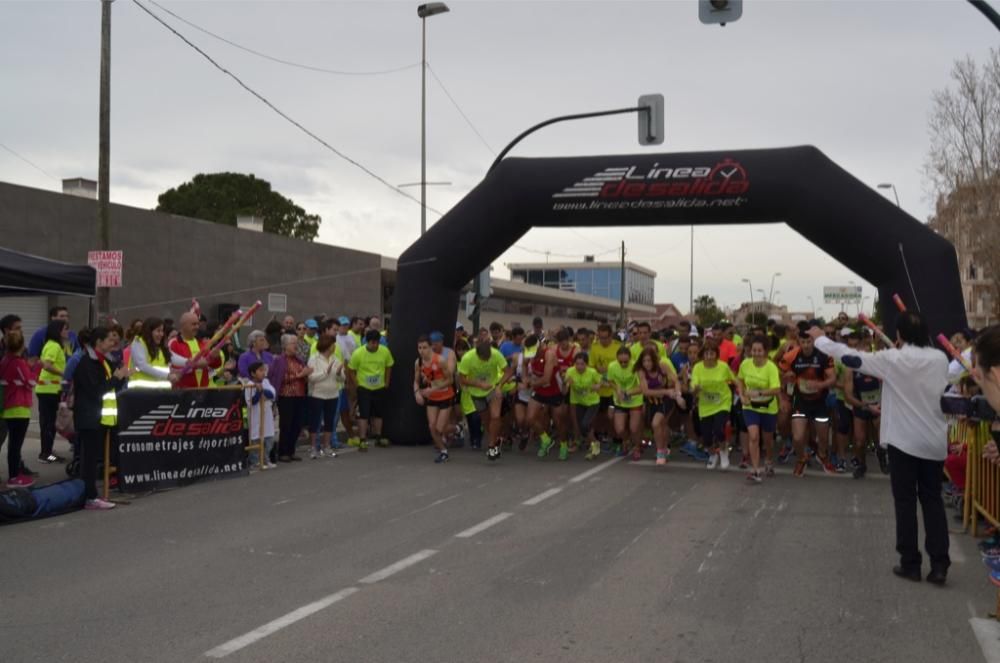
[637,94,664,146]
[699,0,742,26]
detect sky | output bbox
[1,0,997,320]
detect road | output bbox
[3,439,998,663]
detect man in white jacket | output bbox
[809,311,950,585]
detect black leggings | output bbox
[5,417,28,479]
[78,428,106,500]
[37,393,60,457]
[277,396,306,457]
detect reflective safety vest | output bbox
[129,338,172,389]
[100,359,117,427]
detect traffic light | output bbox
[699,0,742,26]
[637,94,664,146]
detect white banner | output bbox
[823,285,862,304]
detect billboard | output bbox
[823,285,862,304]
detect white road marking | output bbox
[970,618,1000,663]
[569,456,624,483]
[455,512,514,538]
[389,493,461,522]
[523,487,563,506]
[204,587,360,658]
[950,535,967,564]
[616,526,651,559]
[358,549,438,584]
[273,499,293,506]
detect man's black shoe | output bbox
[892,566,921,582]
[852,464,867,480]
[926,569,948,586]
[876,447,889,474]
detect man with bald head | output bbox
[169,312,223,388]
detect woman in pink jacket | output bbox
[1,330,36,487]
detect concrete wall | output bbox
[0,182,382,333]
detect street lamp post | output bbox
[807,295,815,318]
[741,278,753,325]
[417,2,450,236]
[767,271,781,306]
[877,182,900,207]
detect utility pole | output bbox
[619,241,626,329]
[96,0,112,321]
[689,225,694,316]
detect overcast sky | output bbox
[1,0,997,319]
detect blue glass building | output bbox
[508,260,656,307]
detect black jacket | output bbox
[73,349,124,431]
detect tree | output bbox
[925,50,1000,320]
[156,173,321,241]
[693,294,725,328]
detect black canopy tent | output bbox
[386,145,967,444]
[0,247,96,297]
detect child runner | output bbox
[563,352,602,461]
[638,347,685,466]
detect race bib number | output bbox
[366,374,382,386]
[861,390,881,405]
[702,391,722,405]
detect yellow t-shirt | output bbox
[348,345,394,391]
[691,361,734,419]
[564,366,601,407]
[737,359,780,415]
[36,340,67,395]
[588,340,621,398]
[607,361,642,409]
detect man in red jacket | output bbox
[169,312,222,389]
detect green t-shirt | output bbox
[458,348,507,399]
[564,366,601,407]
[460,387,475,416]
[691,361,734,418]
[36,340,67,395]
[606,361,642,409]
[348,345,394,391]
[588,340,621,398]
[737,358,780,415]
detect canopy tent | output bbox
[384,145,966,444]
[0,247,96,297]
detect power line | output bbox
[147,0,420,76]
[0,142,59,181]
[425,63,495,156]
[510,244,619,259]
[132,0,442,215]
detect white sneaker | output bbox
[310,450,319,459]
[326,450,338,458]
[267,462,278,469]
[84,498,116,510]
[707,453,718,470]
[720,452,730,471]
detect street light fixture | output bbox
[767,271,781,304]
[418,2,450,236]
[877,182,900,207]
[741,277,754,324]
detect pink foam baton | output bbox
[857,313,894,347]
[937,333,974,374]
[203,301,262,358]
[190,298,201,317]
[892,294,906,312]
[179,307,243,377]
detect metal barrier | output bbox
[968,419,1000,537]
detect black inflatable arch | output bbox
[386,145,966,444]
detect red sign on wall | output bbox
[88,250,123,288]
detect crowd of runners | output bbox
[413,313,979,483]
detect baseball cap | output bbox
[429,331,445,343]
[455,322,465,330]
[839,327,854,337]
[305,319,318,330]
[337,316,350,325]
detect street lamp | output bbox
[767,271,781,304]
[741,277,753,324]
[877,182,900,207]
[418,2,450,236]
[756,288,767,319]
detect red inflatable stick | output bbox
[178,307,243,377]
[937,333,973,374]
[892,294,906,312]
[203,301,262,359]
[190,298,201,318]
[858,313,894,347]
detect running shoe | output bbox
[518,435,528,452]
[707,453,718,470]
[852,463,867,480]
[266,462,278,469]
[746,471,763,484]
[6,475,34,488]
[568,441,579,454]
[777,446,793,465]
[738,458,749,470]
[38,454,58,464]
[487,445,501,461]
[835,459,847,474]
[310,450,320,460]
[850,457,860,469]
[821,458,837,475]
[434,451,450,464]
[719,452,730,471]
[614,443,625,457]
[84,498,116,510]
[655,450,668,467]
[558,442,569,461]
[631,446,642,462]
[876,447,889,474]
[358,440,369,453]
[585,441,600,461]
[347,437,361,447]
[765,463,776,478]
[680,440,700,458]
[326,450,338,459]
[793,459,807,477]
[377,438,390,448]
[538,437,555,458]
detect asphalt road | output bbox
[3,437,998,663]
